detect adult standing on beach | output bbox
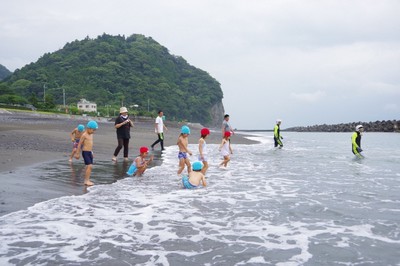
[151,110,168,151]
[352,125,364,158]
[112,107,134,162]
[222,114,234,138]
[274,119,283,148]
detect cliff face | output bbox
[208,101,225,128]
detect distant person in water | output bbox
[198,128,210,175]
[126,146,154,177]
[69,124,85,162]
[177,125,192,175]
[151,110,168,151]
[219,131,233,168]
[274,119,283,148]
[222,114,234,138]
[352,125,364,158]
[182,161,207,189]
[75,120,98,186]
[112,107,134,162]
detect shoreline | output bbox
[0,109,257,215]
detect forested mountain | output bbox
[0,34,224,125]
[0,64,12,80]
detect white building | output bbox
[77,98,97,113]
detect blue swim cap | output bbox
[77,124,85,132]
[87,120,98,129]
[192,161,203,171]
[181,125,190,134]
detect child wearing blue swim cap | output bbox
[177,125,192,176]
[69,124,85,162]
[182,161,207,189]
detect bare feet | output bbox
[124,157,129,162]
[84,181,94,186]
[112,157,117,162]
[68,158,72,162]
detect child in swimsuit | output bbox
[69,124,85,162]
[219,131,233,168]
[198,128,210,175]
[127,146,154,176]
[177,125,192,176]
[182,161,207,189]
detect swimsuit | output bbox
[198,141,208,162]
[73,139,80,149]
[182,176,197,189]
[221,141,230,157]
[178,152,188,160]
[82,151,93,165]
[126,157,145,176]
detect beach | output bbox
[0,109,256,215]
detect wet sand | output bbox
[0,109,256,216]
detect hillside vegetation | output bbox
[0,34,224,125]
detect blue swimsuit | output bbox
[182,176,197,189]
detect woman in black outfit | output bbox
[112,107,134,162]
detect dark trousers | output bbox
[114,138,130,158]
[151,133,164,150]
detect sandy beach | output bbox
[0,109,256,215]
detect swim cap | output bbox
[356,125,363,131]
[87,120,98,129]
[139,146,149,153]
[192,161,203,171]
[201,128,210,135]
[276,119,282,124]
[181,125,190,134]
[224,131,231,137]
[77,124,85,132]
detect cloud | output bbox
[290,90,326,103]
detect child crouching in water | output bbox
[219,131,233,168]
[126,146,154,177]
[182,161,207,189]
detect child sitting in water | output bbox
[177,125,192,176]
[182,161,207,189]
[127,146,154,177]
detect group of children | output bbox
[69,121,233,189]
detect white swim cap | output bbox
[356,125,363,131]
[276,119,282,124]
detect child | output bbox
[177,125,192,175]
[182,161,207,189]
[198,128,210,175]
[75,120,98,186]
[126,146,154,176]
[219,131,233,168]
[69,124,85,162]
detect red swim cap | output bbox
[201,128,210,135]
[139,146,149,153]
[224,131,231,137]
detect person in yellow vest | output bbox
[352,125,364,158]
[274,119,283,148]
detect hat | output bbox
[192,161,203,171]
[276,119,282,124]
[119,107,128,113]
[224,131,231,137]
[139,146,149,153]
[181,125,190,134]
[201,128,210,135]
[77,124,85,132]
[356,125,363,131]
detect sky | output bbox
[1,0,399,129]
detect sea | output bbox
[1,132,400,266]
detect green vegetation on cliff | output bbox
[0,64,12,80]
[0,34,223,125]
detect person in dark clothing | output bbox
[112,107,134,162]
[352,125,364,158]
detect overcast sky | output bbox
[1,0,399,129]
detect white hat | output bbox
[119,107,128,113]
[276,119,282,124]
[355,125,363,131]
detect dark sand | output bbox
[0,109,256,216]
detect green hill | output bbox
[0,64,12,80]
[1,33,225,125]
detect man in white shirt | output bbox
[151,110,168,151]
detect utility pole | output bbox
[43,83,47,103]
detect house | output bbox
[77,98,97,113]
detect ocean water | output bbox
[1,132,400,266]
